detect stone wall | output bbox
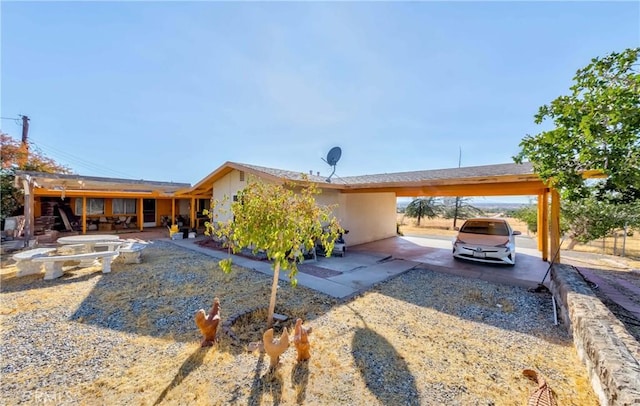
[549,264,640,405]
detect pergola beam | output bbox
[343,181,547,197]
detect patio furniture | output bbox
[116,242,146,264]
[32,250,120,280]
[57,234,121,267]
[13,247,57,277]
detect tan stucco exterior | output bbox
[211,169,248,222]
[206,171,395,247]
[339,192,397,246]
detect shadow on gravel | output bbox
[348,305,420,405]
[352,327,420,406]
[59,241,336,349]
[248,352,284,406]
[154,346,211,405]
[291,360,310,404]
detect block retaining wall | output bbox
[549,264,640,405]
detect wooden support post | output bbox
[541,189,549,261]
[171,198,175,227]
[190,197,195,229]
[22,179,34,244]
[550,188,561,263]
[82,196,87,234]
[537,194,543,252]
[138,198,144,231]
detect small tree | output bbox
[440,197,484,226]
[1,132,71,220]
[561,194,639,249]
[205,177,342,328]
[511,204,538,234]
[405,197,441,226]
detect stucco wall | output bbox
[211,170,247,222]
[314,189,341,218]
[339,192,397,246]
[209,175,396,246]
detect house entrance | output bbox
[143,199,156,227]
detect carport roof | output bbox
[16,161,549,199]
[15,170,191,196]
[340,162,535,184]
[183,161,547,198]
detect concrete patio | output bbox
[170,234,551,299]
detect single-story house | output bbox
[15,161,566,262]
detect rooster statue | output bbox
[293,318,311,362]
[522,369,557,406]
[263,327,289,368]
[194,297,221,347]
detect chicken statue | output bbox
[522,369,557,406]
[194,297,221,347]
[293,318,311,362]
[263,327,289,368]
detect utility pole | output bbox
[18,115,30,167]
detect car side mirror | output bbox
[453,227,460,231]
[512,230,522,236]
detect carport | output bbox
[338,162,564,263]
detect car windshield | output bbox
[460,220,510,236]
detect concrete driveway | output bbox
[348,235,551,289]
[171,234,551,299]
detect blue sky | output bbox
[1,1,638,203]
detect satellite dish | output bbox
[322,146,342,183]
[326,146,342,166]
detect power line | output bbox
[3,116,138,179]
[29,138,137,179]
[0,117,22,126]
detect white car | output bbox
[452,218,521,266]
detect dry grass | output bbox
[0,241,598,405]
[397,214,530,234]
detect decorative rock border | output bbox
[222,307,290,343]
[549,264,640,405]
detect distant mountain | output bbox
[471,202,530,210]
[397,200,530,211]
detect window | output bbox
[113,199,137,215]
[75,198,105,215]
[239,171,245,182]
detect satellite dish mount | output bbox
[322,146,342,183]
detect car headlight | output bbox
[494,240,510,248]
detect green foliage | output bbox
[515,48,640,203]
[511,204,538,234]
[561,194,637,246]
[1,168,20,220]
[405,197,441,226]
[204,176,342,327]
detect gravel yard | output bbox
[0,240,597,405]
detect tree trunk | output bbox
[267,260,281,328]
[567,238,579,250]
